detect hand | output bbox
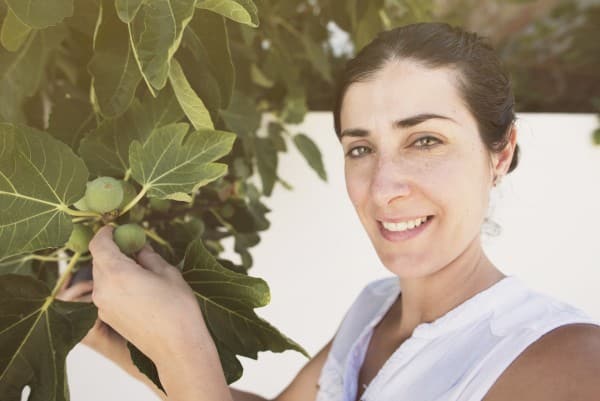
[88,225,205,363]
[55,272,129,366]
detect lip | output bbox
[378,215,434,242]
[378,215,431,224]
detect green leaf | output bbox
[89,0,142,118]
[254,137,277,196]
[184,9,235,108]
[219,90,261,136]
[5,0,74,29]
[354,0,384,50]
[115,0,145,23]
[127,342,165,392]
[214,337,243,384]
[48,97,95,151]
[169,58,214,130]
[79,88,183,178]
[182,238,308,359]
[0,257,59,290]
[593,127,600,145]
[0,33,43,123]
[0,254,34,275]
[267,121,287,152]
[250,63,274,88]
[293,133,327,181]
[129,123,236,202]
[280,85,307,124]
[0,124,88,260]
[129,0,197,91]
[0,274,97,401]
[196,0,259,27]
[301,34,333,83]
[0,8,32,52]
[176,45,222,119]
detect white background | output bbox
[56,112,600,401]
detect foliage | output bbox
[0,0,598,400]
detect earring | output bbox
[493,175,503,187]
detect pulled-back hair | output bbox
[332,22,519,174]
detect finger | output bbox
[89,225,133,275]
[88,225,123,261]
[135,244,169,274]
[56,280,93,302]
[58,271,74,293]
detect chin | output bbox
[376,248,432,278]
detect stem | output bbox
[144,228,174,255]
[120,185,149,216]
[29,255,69,262]
[47,252,81,304]
[73,216,99,223]
[0,248,70,266]
[62,207,101,218]
[270,16,303,40]
[123,169,131,182]
[209,208,237,234]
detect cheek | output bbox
[439,151,491,222]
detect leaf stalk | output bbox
[120,185,149,216]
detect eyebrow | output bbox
[340,113,457,139]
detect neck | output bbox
[389,236,505,339]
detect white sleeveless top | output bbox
[315,275,599,401]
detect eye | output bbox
[413,136,441,148]
[345,145,371,158]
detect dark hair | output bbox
[333,22,519,174]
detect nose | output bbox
[370,156,411,208]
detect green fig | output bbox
[73,195,90,211]
[66,224,94,254]
[149,198,170,213]
[119,180,137,210]
[129,204,146,223]
[113,223,146,255]
[84,176,124,214]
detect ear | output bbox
[490,124,518,181]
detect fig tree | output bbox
[66,224,94,254]
[113,223,146,255]
[84,176,124,213]
[149,198,170,213]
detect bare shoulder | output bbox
[484,323,600,401]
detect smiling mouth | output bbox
[378,215,434,231]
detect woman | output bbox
[60,22,600,401]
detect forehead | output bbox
[340,60,477,133]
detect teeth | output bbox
[382,216,428,232]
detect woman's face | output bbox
[340,60,495,278]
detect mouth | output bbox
[377,215,435,242]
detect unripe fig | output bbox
[84,177,124,213]
[66,224,94,253]
[149,198,170,213]
[129,204,146,223]
[119,180,137,210]
[113,223,146,255]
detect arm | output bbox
[228,336,334,401]
[88,226,334,401]
[483,323,600,401]
[230,388,269,401]
[57,281,168,400]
